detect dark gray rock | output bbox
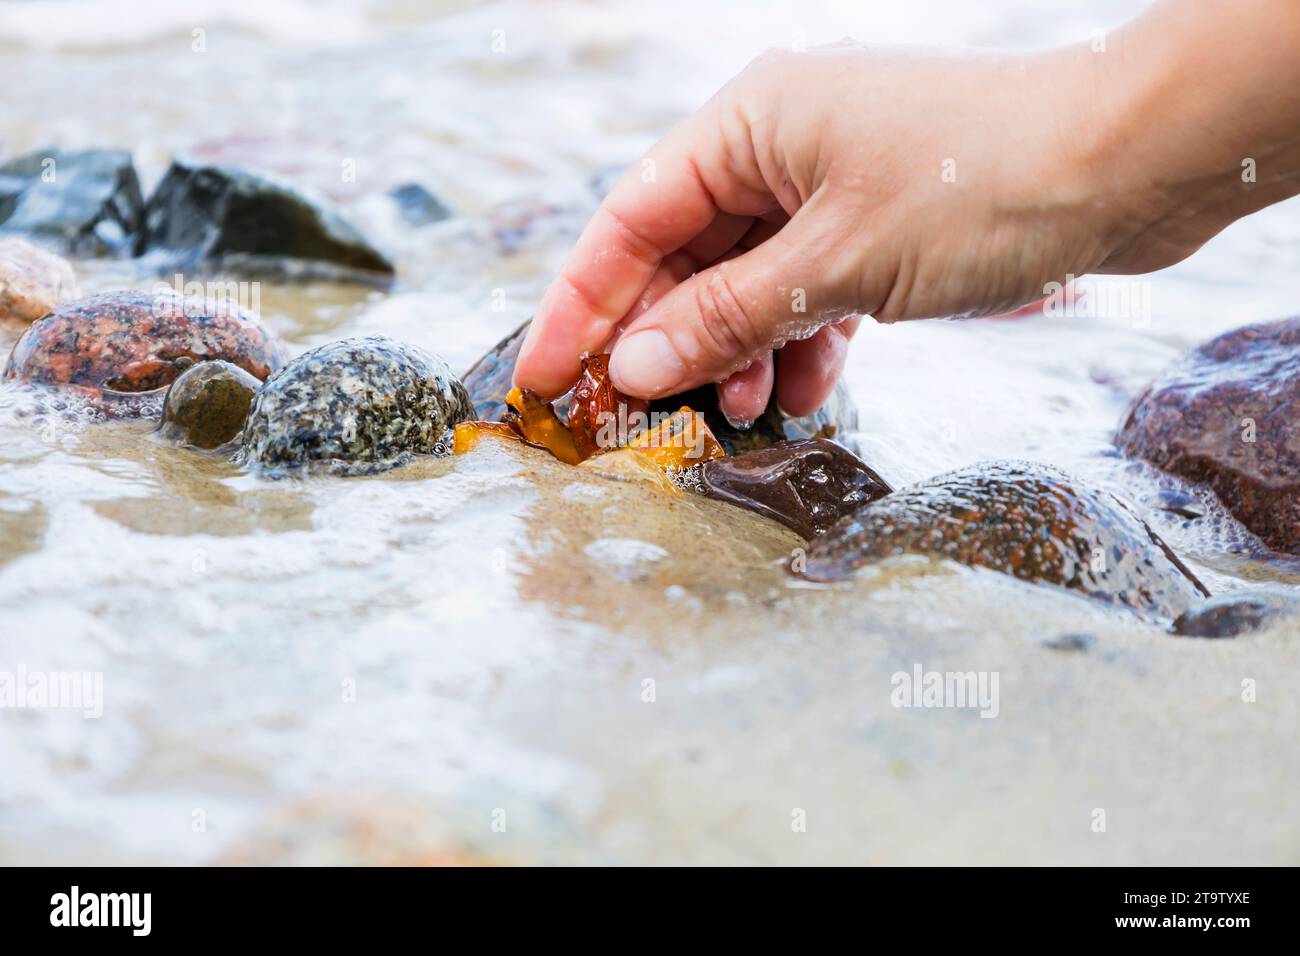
[1171,591,1300,638]
[388,183,452,227]
[0,148,144,255]
[1036,632,1096,652]
[138,158,394,279]
[238,335,472,475]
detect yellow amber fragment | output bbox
[453,420,522,455]
[627,407,724,469]
[505,387,583,465]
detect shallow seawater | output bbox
[2,0,1299,865]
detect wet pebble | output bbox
[158,360,261,449]
[0,237,77,323]
[237,335,473,475]
[2,289,288,415]
[802,460,1210,620]
[695,438,892,539]
[1116,316,1300,554]
[1170,591,1300,638]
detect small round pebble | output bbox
[0,237,77,323]
[158,360,261,449]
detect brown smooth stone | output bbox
[803,460,1210,620]
[1115,316,1300,554]
[3,289,288,392]
[697,438,892,539]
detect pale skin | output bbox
[513,0,1300,425]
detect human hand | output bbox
[513,0,1300,423]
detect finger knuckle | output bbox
[694,269,763,361]
[603,205,665,266]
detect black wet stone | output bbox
[138,158,394,278]
[159,360,261,450]
[666,379,860,455]
[0,148,144,255]
[238,335,473,475]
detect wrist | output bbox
[1079,0,1300,267]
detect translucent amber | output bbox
[567,353,624,460]
[453,420,521,454]
[627,407,724,469]
[504,386,583,465]
[453,378,721,475]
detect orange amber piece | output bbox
[453,420,522,455]
[567,353,625,459]
[628,407,724,469]
[505,386,583,465]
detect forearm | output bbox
[1090,0,1300,263]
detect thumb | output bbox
[608,219,835,399]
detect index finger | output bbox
[516,69,794,400]
[512,136,721,397]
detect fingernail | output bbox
[609,330,685,397]
[718,381,757,430]
[721,407,757,430]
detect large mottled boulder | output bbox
[462,318,860,453]
[1116,317,1300,555]
[0,148,144,255]
[0,237,78,323]
[802,460,1210,620]
[2,290,289,414]
[138,158,394,278]
[237,335,473,475]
